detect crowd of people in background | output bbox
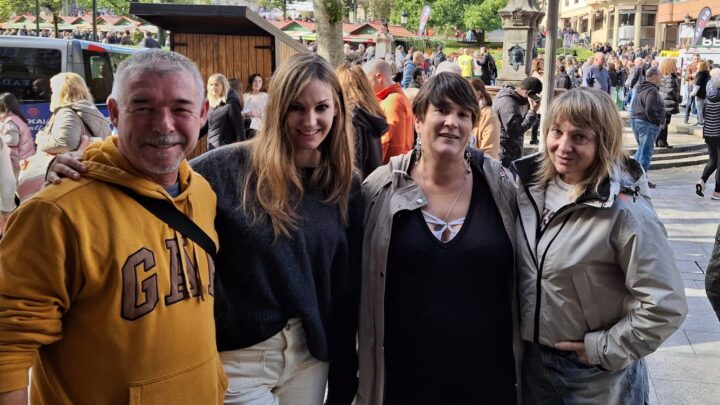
[4,23,165,48]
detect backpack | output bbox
[487,56,497,79]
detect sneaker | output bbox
[530,139,539,145]
[648,181,657,189]
[695,123,704,127]
[712,192,720,200]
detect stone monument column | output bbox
[496,0,545,86]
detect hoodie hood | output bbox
[635,80,658,99]
[513,154,651,208]
[82,136,196,202]
[63,100,112,139]
[496,86,528,106]
[353,107,388,138]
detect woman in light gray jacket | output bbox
[513,87,687,404]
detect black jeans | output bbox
[656,113,672,146]
[531,114,541,143]
[701,137,720,192]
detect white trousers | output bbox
[220,318,329,405]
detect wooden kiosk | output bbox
[129,3,309,156]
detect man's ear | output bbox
[107,97,119,127]
[199,98,210,125]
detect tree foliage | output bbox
[463,0,506,34]
[367,0,392,22]
[386,0,506,36]
[259,0,295,20]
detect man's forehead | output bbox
[125,72,198,100]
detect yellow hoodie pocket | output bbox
[128,355,227,405]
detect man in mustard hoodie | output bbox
[0,50,227,404]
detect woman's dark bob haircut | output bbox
[412,72,479,124]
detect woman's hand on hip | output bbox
[555,341,590,364]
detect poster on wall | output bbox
[693,7,712,45]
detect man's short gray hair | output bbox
[111,49,204,105]
[645,67,661,78]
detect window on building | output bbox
[619,12,635,26]
[641,13,656,27]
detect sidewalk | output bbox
[645,164,720,405]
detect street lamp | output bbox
[401,11,408,26]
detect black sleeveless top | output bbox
[384,166,516,405]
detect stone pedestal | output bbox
[496,0,544,86]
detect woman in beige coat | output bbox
[17,72,110,201]
[469,79,500,159]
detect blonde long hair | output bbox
[207,73,229,108]
[335,63,385,117]
[49,72,93,111]
[536,87,628,198]
[243,53,355,240]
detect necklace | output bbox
[419,161,470,231]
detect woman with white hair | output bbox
[514,87,687,403]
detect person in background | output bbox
[204,73,245,149]
[657,58,681,149]
[357,72,519,405]
[336,63,388,178]
[629,67,665,188]
[514,87,687,404]
[477,47,497,85]
[554,65,572,90]
[493,77,542,167]
[365,59,414,164]
[394,45,406,72]
[401,51,424,89]
[706,225,720,321]
[693,61,711,128]
[582,52,610,94]
[470,79,500,159]
[530,58,544,146]
[18,72,110,201]
[373,23,393,61]
[0,134,16,236]
[243,73,269,139]
[139,31,160,48]
[695,67,720,200]
[683,54,700,122]
[0,93,34,177]
[625,58,645,109]
[457,48,474,78]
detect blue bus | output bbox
[0,36,141,137]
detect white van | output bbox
[0,36,140,136]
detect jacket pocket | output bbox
[128,355,226,404]
[570,270,603,331]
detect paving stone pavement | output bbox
[645,163,720,405]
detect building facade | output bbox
[658,2,719,50]
[559,0,661,48]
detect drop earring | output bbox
[414,134,422,164]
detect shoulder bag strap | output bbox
[114,185,217,262]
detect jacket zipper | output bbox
[533,214,571,343]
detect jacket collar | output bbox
[512,153,646,208]
[376,83,403,100]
